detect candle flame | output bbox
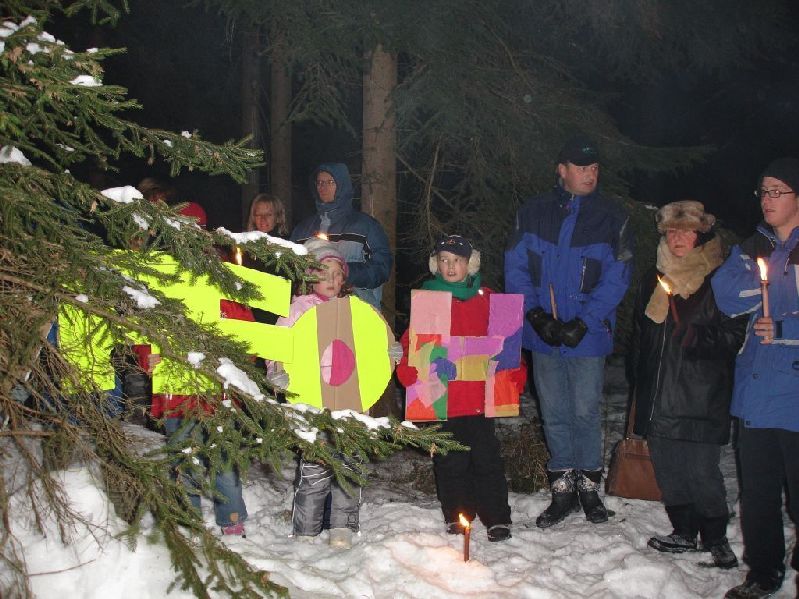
[757,257,768,282]
[458,513,470,529]
[316,232,329,241]
[657,276,672,295]
[234,247,243,266]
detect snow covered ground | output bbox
[4,358,797,598]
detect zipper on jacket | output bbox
[579,258,586,292]
[648,312,669,427]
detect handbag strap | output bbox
[625,395,638,439]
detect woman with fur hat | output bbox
[629,201,746,569]
[396,235,526,542]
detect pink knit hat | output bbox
[303,238,349,277]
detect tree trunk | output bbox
[269,29,293,230]
[240,26,261,229]
[363,44,399,419]
[362,44,397,323]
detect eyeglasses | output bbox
[316,179,336,188]
[755,188,796,199]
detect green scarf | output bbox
[421,273,482,301]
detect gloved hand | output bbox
[431,357,457,380]
[267,369,289,391]
[388,341,404,365]
[560,318,588,348]
[526,307,563,347]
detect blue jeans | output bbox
[165,418,247,527]
[531,352,605,471]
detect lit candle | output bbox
[234,246,243,266]
[757,257,770,318]
[657,276,680,325]
[316,232,329,241]
[459,513,471,562]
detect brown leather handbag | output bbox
[605,400,662,502]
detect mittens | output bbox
[527,307,563,347]
[560,318,588,348]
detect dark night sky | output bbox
[56,1,799,237]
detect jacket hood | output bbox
[311,163,354,217]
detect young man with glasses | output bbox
[291,163,392,309]
[712,157,799,599]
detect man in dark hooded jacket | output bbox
[291,163,392,309]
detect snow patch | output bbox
[70,75,102,87]
[132,213,150,230]
[331,409,390,430]
[102,186,143,204]
[216,227,308,256]
[187,352,205,367]
[216,357,264,401]
[0,146,32,166]
[122,285,160,309]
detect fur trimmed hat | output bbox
[759,157,799,194]
[303,237,349,277]
[655,200,715,234]
[429,235,481,276]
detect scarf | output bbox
[644,235,723,324]
[421,273,482,301]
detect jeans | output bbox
[165,418,247,527]
[532,352,605,471]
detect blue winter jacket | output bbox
[290,163,392,309]
[711,223,799,432]
[505,185,633,356]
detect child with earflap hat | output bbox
[396,235,526,542]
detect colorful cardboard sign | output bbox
[404,290,523,421]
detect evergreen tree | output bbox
[0,3,461,597]
[202,0,789,336]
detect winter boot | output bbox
[576,470,608,524]
[329,527,353,549]
[486,524,512,543]
[536,470,580,529]
[698,515,737,569]
[724,577,781,598]
[648,504,699,553]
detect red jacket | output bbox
[396,287,526,418]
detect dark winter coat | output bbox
[631,267,746,444]
[290,163,392,309]
[505,184,633,356]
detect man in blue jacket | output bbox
[505,136,633,528]
[712,157,799,599]
[291,163,392,309]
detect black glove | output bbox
[527,307,563,347]
[560,318,588,348]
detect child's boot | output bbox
[329,527,353,549]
